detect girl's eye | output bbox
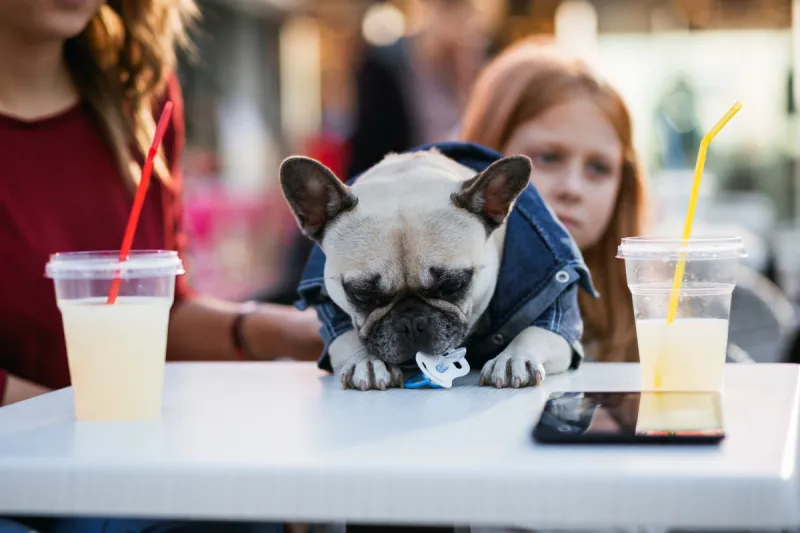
[533,152,560,164]
[588,161,612,176]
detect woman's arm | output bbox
[167,297,323,362]
[1,373,51,406]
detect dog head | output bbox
[280,150,531,365]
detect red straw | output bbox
[107,101,175,304]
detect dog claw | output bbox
[479,355,546,389]
[526,361,545,386]
[338,361,403,391]
[391,368,405,388]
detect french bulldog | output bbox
[280,149,575,390]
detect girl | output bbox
[460,37,650,363]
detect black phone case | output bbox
[532,425,725,445]
[532,391,725,445]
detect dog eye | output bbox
[440,279,465,295]
[352,292,376,304]
[350,291,387,306]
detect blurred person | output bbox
[347,0,489,178]
[460,37,649,364]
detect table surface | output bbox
[0,362,798,530]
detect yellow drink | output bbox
[46,250,183,422]
[618,105,742,393]
[635,318,729,392]
[59,296,172,421]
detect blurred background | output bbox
[173,0,800,341]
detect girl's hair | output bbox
[460,37,649,362]
[64,0,198,189]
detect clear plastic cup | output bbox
[45,250,185,421]
[617,237,746,391]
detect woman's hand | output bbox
[243,306,323,362]
[2,374,51,406]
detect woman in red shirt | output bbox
[0,0,323,407]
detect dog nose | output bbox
[394,315,429,337]
[390,297,433,352]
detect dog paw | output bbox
[340,358,405,391]
[480,352,545,389]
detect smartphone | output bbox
[532,391,725,445]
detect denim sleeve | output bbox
[295,244,354,372]
[530,283,585,369]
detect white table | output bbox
[0,362,798,530]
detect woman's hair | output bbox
[64,0,198,189]
[460,37,649,363]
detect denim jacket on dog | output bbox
[295,142,598,373]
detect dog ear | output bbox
[280,156,358,241]
[451,155,531,229]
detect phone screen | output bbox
[533,391,724,444]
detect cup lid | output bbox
[616,237,746,260]
[45,250,185,280]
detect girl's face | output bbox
[0,0,103,42]
[503,98,624,250]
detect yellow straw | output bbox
[654,101,742,388]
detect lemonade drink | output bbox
[635,318,729,391]
[59,297,172,421]
[617,237,745,392]
[46,250,184,421]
